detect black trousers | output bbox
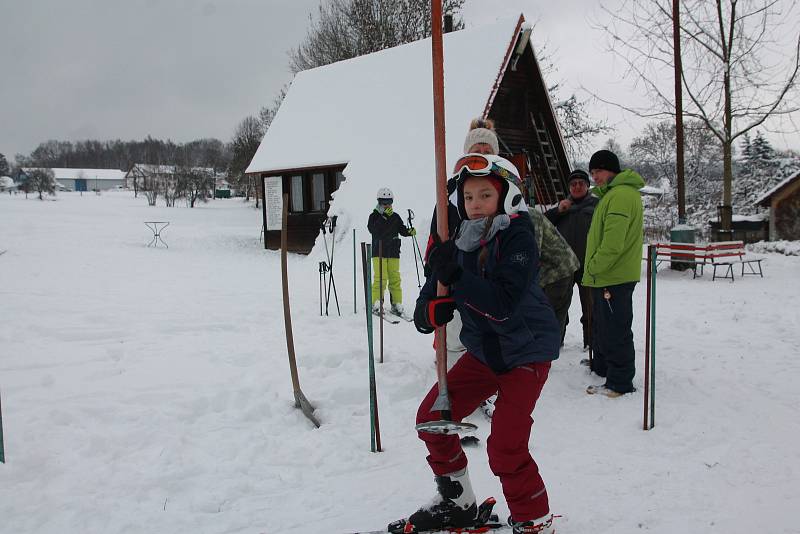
[565,271,592,346]
[543,274,574,344]
[590,282,637,393]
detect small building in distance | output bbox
[20,168,126,192]
[756,169,800,241]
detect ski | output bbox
[387,310,414,322]
[373,311,401,324]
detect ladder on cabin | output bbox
[530,112,567,205]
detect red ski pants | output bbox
[416,353,551,522]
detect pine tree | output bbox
[0,153,9,176]
[751,131,776,166]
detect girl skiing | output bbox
[367,187,416,316]
[400,154,560,534]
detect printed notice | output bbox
[265,177,283,231]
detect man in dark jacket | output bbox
[545,169,598,349]
[368,187,415,315]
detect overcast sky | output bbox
[1,0,798,164]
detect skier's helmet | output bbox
[451,154,524,219]
[376,187,393,203]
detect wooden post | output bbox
[431,0,451,419]
[0,388,5,463]
[414,0,475,437]
[673,0,686,222]
[353,229,357,314]
[281,193,320,428]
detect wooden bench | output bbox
[653,241,764,282]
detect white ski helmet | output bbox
[376,187,393,202]
[451,153,524,219]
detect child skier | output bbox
[367,187,416,316]
[399,154,560,534]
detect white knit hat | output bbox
[463,124,499,155]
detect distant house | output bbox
[246,15,570,254]
[0,176,15,192]
[756,170,800,241]
[20,168,126,192]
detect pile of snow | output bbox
[1,192,799,533]
[748,239,800,256]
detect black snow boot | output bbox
[396,468,478,532]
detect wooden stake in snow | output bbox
[0,388,5,463]
[281,193,320,428]
[415,0,476,437]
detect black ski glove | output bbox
[426,237,462,285]
[414,297,457,334]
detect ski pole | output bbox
[407,209,422,288]
[379,240,384,365]
[0,388,5,463]
[587,288,594,369]
[353,228,357,315]
[318,262,325,316]
[324,216,341,316]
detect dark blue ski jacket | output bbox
[417,215,560,373]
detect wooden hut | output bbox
[756,170,800,241]
[246,15,569,254]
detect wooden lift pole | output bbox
[415,0,476,436]
[281,193,320,428]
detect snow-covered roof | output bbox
[755,170,800,206]
[246,15,546,254]
[0,176,15,188]
[247,17,527,176]
[23,167,126,181]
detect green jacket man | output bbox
[582,150,644,398]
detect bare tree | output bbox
[597,0,800,231]
[177,166,215,208]
[26,168,56,200]
[628,119,722,203]
[289,0,465,73]
[228,116,264,202]
[259,85,288,132]
[553,94,612,161]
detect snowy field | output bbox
[1,192,798,534]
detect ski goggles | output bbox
[451,154,514,183]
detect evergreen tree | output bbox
[0,153,9,177]
[751,131,776,165]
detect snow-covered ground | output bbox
[1,192,798,534]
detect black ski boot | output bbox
[389,468,477,533]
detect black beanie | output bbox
[589,150,621,174]
[568,169,590,185]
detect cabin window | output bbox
[290,175,304,212]
[311,172,326,212]
[335,171,345,190]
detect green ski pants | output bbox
[371,257,402,305]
